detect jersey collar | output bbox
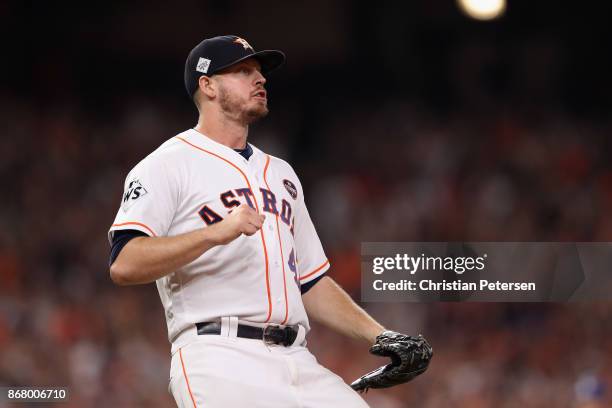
[184,128,262,164]
[234,143,253,160]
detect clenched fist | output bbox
[209,204,266,245]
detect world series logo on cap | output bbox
[196,57,211,74]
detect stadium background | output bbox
[1,1,611,406]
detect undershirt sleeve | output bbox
[300,272,327,294]
[109,229,148,266]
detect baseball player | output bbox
[108,35,431,407]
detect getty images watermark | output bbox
[371,252,535,292]
[361,243,612,302]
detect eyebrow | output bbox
[239,60,262,70]
[225,61,262,74]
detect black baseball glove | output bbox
[350,331,433,392]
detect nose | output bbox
[255,70,266,87]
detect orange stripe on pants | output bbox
[179,347,198,408]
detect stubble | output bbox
[218,84,268,125]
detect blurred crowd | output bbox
[0,91,611,407]
[1,0,611,406]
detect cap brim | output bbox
[252,50,286,74]
[212,50,286,76]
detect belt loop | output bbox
[220,317,230,337]
[293,325,306,346]
[228,317,239,337]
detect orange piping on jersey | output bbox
[262,155,289,324]
[176,136,272,322]
[179,348,198,408]
[111,221,157,237]
[299,259,330,281]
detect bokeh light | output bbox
[457,0,507,20]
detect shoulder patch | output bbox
[283,179,298,200]
[122,179,148,212]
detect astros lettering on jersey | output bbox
[108,128,330,354]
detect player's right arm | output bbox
[110,204,264,285]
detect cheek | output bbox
[242,86,255,102]
[228,79,249,93]
[219,79,249,101]
[225,85,250,104]
[234,81,254,101]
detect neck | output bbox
[194,110,248,149]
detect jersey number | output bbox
[288,248,299,287]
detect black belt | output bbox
[196,322,299,347]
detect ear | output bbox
[198,75,217,99]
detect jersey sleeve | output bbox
[292,175,330,285]
[108,156,179,244]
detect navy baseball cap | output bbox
[184,35,285,98]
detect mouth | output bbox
[252,90,267,100]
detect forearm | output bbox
[110,204,265,286]
[110,227,218,285]
[302,276,385,344]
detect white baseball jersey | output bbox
[108,128,330,353]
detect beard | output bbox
[218,84,268,125]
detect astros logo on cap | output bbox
[234,37,253,50]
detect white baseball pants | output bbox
[168,335,370,408]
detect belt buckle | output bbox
[263,324,281,346]
[263,324,298,347]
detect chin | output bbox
[244,105,269,124]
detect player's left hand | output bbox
[350,331,433,392]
